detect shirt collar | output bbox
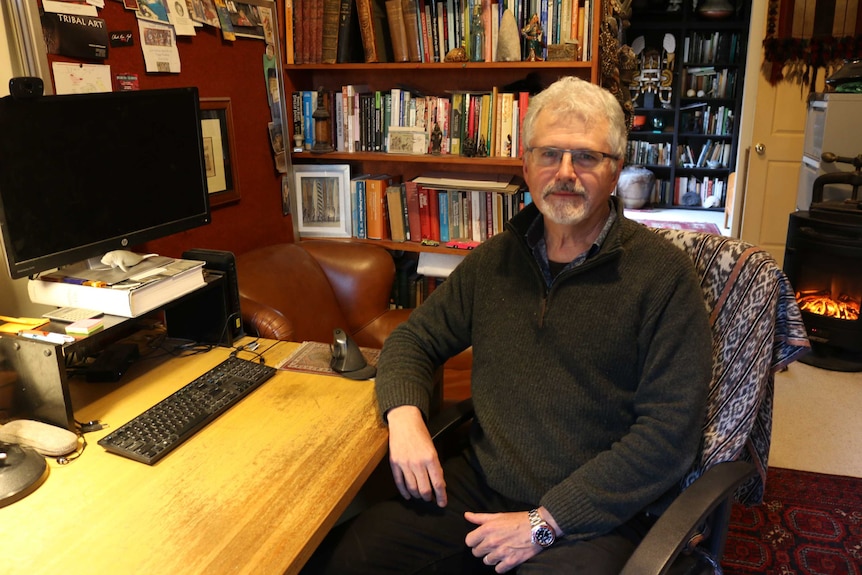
[526,200,617,285]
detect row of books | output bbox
[286,0,595,65]
[350,172,528,244]
[626,140,673,167]
[649,175,729,209]
[680,67,739,100]
[292,86,531,158]
[677,140,733,169]
[680,104,735,136]
[390,252,444,309]
[681,32,742,65]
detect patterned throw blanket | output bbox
[652,228,810,504]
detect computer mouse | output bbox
[100,250,144,272]
[330,328,376,380]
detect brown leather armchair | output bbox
[236,241,409,348]
[235,240,471,407]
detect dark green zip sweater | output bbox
[376,197,712,540]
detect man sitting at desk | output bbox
[306,77,712,574]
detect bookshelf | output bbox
[282,1,604,256]
[625,0,749,211]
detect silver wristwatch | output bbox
[529,508,556,548]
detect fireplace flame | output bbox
[797,290,860,320]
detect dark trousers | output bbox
[303,450,655,574]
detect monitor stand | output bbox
[0,442,48,508]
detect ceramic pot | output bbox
[616,166,655,209]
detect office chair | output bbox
[428,229,811,574]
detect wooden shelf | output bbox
[283,3,604,252]
[292,150,522,167]
[285,61,595,72]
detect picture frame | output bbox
[293,164,351,238]
[200,97,240,207]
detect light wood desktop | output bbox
[0,338,389,574]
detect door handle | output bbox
[754,143,765,155]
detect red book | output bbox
[517,91,530,156]
[404,179,422,242]
[417,184,432,241]
[427,187,440,242]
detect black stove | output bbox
[785,153,862,371]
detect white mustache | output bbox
[543,182,587,197]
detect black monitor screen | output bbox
[0,87,210,279]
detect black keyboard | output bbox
[98,355,277,464]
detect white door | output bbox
[737,76,808,264]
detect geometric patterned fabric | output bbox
[650,228,811,504]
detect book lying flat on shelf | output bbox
[27,257,206,318]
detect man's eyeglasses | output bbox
[526,147,620,170]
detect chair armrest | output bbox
[354,308,413,348]
[619,460,756,575]
[428,398,474,441]
[240,298,295,341]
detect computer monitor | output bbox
[0,87,211,280]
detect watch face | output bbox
[532,525,556,547]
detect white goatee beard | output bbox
[541,182,589,226]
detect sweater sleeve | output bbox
[375,247,483,420]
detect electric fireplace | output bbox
[784,153,862,371]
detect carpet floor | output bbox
[723,467,862,574]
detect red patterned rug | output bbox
[635,219,723,235]
[723,467,862,575]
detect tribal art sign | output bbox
[762,0,862,89]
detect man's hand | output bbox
[386,405,447,507]
[464,508,561,573]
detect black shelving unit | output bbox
[625,0,750,210]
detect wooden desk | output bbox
[0,339,388,574]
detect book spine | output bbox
[284,0,295,64]
[356,178,367,238]
[296,0,308,64]
[404,180,422,242]
[417,0,432,62]
[427,188,440,241]
[385,0,410,62]
[417,185,432,240]
[448,190,461,240]
[399,182,412,241]
[365,177,391,240]
[356,0,381,62]
[401,0,422,62]
[302,91,315,150]
[291,91,303,149]
[337,0,362,62]
[322,0,341,63]
[311,0,324,63]
[386,183,407,241]
[437,190,449,243]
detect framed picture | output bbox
[293,164,351,238]
[200,97,240,207]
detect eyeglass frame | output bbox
[525,146,621,170]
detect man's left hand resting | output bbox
[465,508,561,573]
